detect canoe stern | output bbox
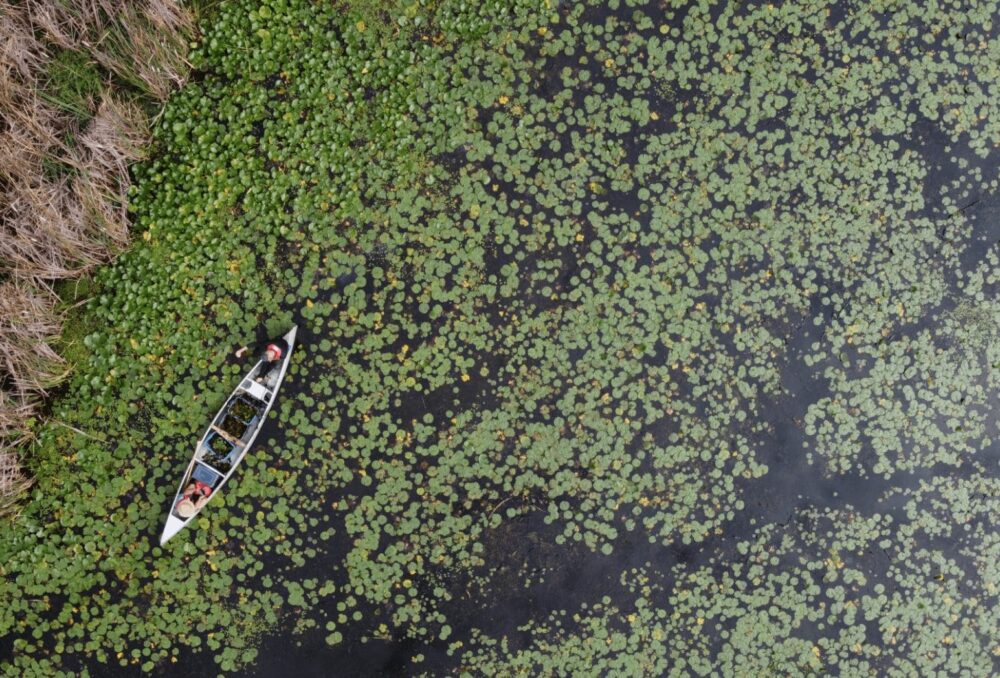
[159,514,188,545]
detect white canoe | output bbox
[160,326,297,545]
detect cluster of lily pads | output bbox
[3,0,1000,674]
[458,471,1000,675]
[805,264,1000,477]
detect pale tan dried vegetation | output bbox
[0,445,32,518]
[0,281,68,394]
[0,0,193,517]
[28,0,194,101]
[0,280,63,517]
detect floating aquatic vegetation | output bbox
[3,0,1000,673]
[805,245,1000,477]
[458,472,1000,676]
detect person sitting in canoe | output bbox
[235,335,289,383]
[175,480,212,518]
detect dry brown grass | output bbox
[0,6,158,278]
[0,444,33,519]
[0,280,68,395]
[0,389,39,440]
[27,0,195,101]
[0,390,37,520]
[0,94,150,277]
[0,280,61,519]
[68,94,151,254]
[0,0,194,518]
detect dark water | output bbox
[230,6,1000,678]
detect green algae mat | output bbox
[3,0,1000,674]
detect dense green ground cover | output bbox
[2,0,1000,674]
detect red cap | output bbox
[266,343,282,359]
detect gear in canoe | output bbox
[160,326,297,545]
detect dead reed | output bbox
[0,443,32,519]
[0,280,68,394]
[0,0,195,518]
[28,0,195,102]
[0,280,63,519]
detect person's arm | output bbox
[235,338,266,359]
[237,326,274,358]
[194,494,211,510]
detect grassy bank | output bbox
[0,0,197,518]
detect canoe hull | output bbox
[159,326,297,545]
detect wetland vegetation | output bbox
[0,0,196,520]
[2,0,1000,674]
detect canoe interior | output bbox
[161,327,297,540]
